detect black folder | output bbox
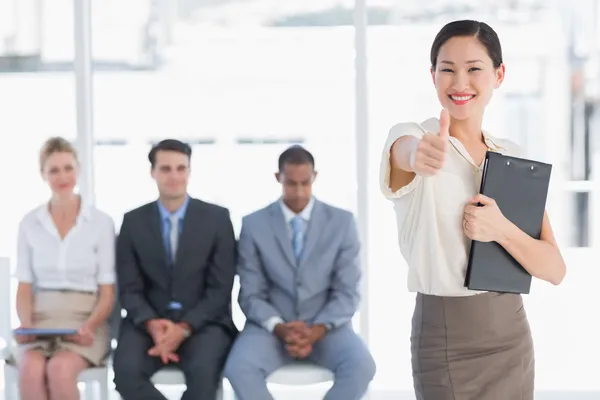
[464,151,552,294]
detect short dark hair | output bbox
[278,145,315,172]
[148,139,192,167]
[430,20,503,69]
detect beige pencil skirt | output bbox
[13,290,110,367]
[411,291,535,400]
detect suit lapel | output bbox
[300,200,327,267]
[268,202,296,268]
[146,203,171,282]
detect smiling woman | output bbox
[429,22,505,123]
[13,137,116,400]
[379,19,566,400]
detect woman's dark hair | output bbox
[430,20,503,69]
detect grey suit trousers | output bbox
[224,323,375,400]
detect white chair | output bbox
[233,360,334,399]
[149,365,224,399]
[0,257,110,400]
[151,365,187,386]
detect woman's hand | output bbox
[66,322,95,347]
[14,323,36,344]
[410,109,451,177]
[463,194,511,243]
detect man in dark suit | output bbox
[113,139,237,400]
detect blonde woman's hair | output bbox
[39,137,78,171]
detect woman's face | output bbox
[42,151,78,197]
[431,35,504,121]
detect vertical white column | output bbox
[593,0,600,250]
[74,0,95,204]
[354,0,370,365]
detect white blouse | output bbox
[16,201,116,292]
[379,117,522,297]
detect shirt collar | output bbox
[279,197,315,223]
[36,195,93,223]
[157,196,190,221]
[420,117,506,153]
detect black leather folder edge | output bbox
[464,151,552,294]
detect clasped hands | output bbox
[145,319,189,364]
[463,194,512,243]
[274,321,327,359]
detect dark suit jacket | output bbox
[116,198,237,337]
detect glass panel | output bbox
[0,0,78,362]
[0,1,76,260]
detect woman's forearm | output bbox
[86,284,115,330]
[391,136,419,172]
[16,283,34,326]
[498,222,566,285]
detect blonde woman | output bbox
[14,137,115,400]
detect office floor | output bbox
[1,383,600,400]
[2,364,600,400]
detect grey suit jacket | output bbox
[116,198,237,336]
[237,198,361,330]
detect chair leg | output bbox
[5,381,18,400]
[215,380,224,400]
[99,379,109,400]
[4,367,19,400]
[84,381,96,399]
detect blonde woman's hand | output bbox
[66,323,95,347]
[14,323,36,344]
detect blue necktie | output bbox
[168,215,179,264]
[291,215,304,262]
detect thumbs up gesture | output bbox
[410,109,450,177]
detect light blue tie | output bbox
[168,215,179,264]
[291,215,304,262]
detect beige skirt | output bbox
[14,290,110,367]
[411,291,535,400]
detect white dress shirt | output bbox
[262,197,315,332]
[16,200,116,292]
[279,197,315,235]
[379,117,522,297]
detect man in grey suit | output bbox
[113,139,237,400]
[224,145,376,400]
